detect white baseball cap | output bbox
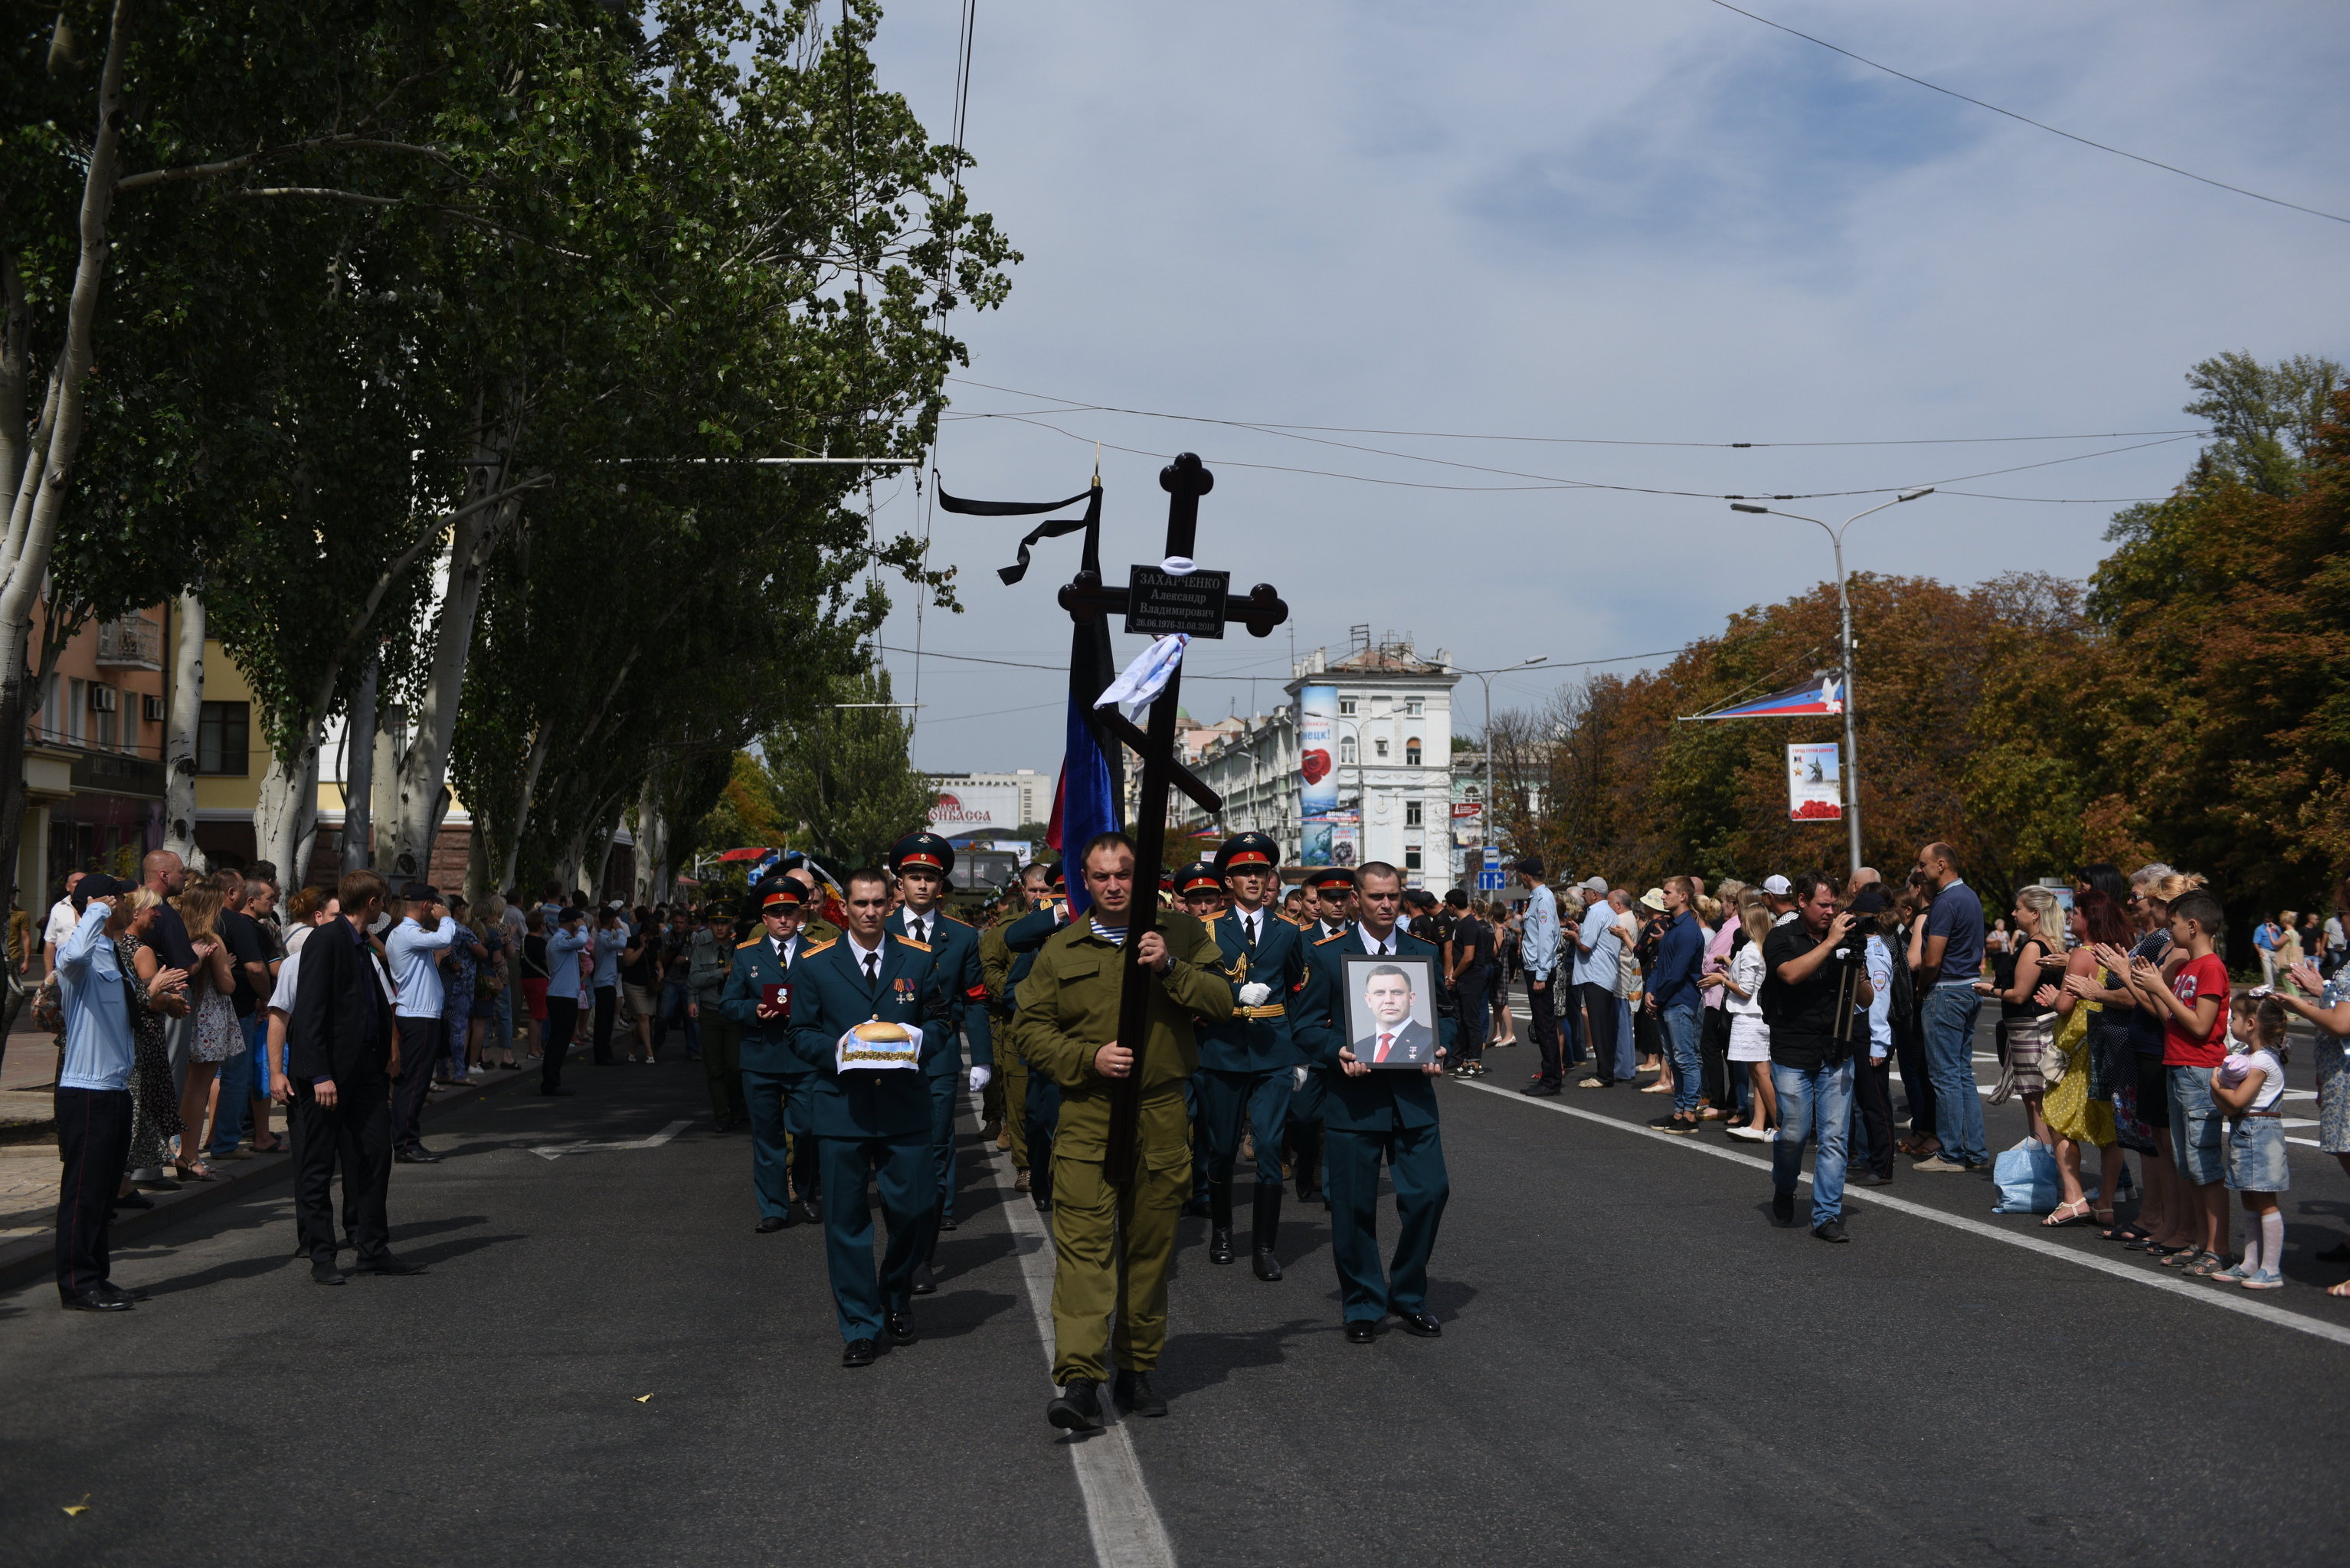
[1762,874,1792,896]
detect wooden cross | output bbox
[1058,453,1288,1182]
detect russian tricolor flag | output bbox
[1681,676,1844,722]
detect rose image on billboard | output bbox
[1301,748,1330,785]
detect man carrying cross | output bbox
[1016,831,1231,1430]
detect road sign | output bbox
[1477,869,1507,891]
[1481,846,1501,869]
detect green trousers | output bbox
[699,1012,747,1124]
[1000,1049,1031,1170]
[1048,1149,1189,1384]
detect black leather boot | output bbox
[1208,1180,1236,1265]
[1251,1183,1284,1282]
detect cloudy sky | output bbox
[855,0,2350,776]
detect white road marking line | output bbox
[983,1137,1178,1568]
[529,1119,690,1160]
[1457,1079,2350,1350]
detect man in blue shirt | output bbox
[1573,874,1626,1089]
[1910,842,1988,1172]
[1516,858,1564,1095]
[54,875,140,1311]
[591,906,630,1066]
[384,883,458,1161]
[1644,876,1707,1134]
[540,908,591,1095]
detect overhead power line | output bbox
[1704,0,2350,225]
[945,375,2209,449]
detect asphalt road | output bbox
[7,1043,2350,1568]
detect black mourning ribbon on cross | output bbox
[935,481,1101,584]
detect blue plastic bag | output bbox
[1991,1137,2060,1214]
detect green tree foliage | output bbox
[759,666,933,874]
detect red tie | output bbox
[1376,1032,1393,1063]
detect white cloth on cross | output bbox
[1095,633,1190,714]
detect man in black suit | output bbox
[1350,964,1435,1066]
[287,869,427,1285]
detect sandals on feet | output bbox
[2102,1223,2151,1245]
[2041,1200,2093,1228]
[2182,1251,2227,1278]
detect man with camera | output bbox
[1760,872,1874,1243]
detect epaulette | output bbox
[736,935,762,950]
[1314,931,1347,946]
[938,912,972,929]
[893,935,932,953]
[801,938,837,957]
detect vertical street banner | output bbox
[1299,683,1337,817]
[1786,741,1844,822]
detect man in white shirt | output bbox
[41,870,84,980]
[384,883,458,1162]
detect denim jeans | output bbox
[1660,1000,1702,1113]
[658,979,699,1057]
[1922,983,1986,1166]
[1614,997,1638,1082]
[1771,1056,1854,1228]
[2168,1065,2226,1187]
[208,1013,268,1155]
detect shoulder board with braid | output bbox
[1314,931,1347,946]
[893,935,932,953]
[800,939,837,957]
[938,913,973,930]
[736,936,763,950]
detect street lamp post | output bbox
[1458,657,1548,869]
[1728,489,1934,876]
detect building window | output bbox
[198,700,250,775]
[1373,738,1389,758]
[1406,800,1423,827]
[1404,846,1423,872]
[1406,697,1423,717]
[1338,697,1356,716]
[1405,738,1422,765]
[1339,735,1357,764]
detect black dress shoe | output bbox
[1771,1190,1796,1227]
[1850,1170,1893,1187]
[1209,1227,1236,1265]
[755,1215,789,1234]
[794,1196,823,1223]
[911,1262,937,1295]
[100,1282,152,1303]
[1033,1195,1053,1215]
[61,1288,132,1312]
[885,1311,916,1344]
[1521,1081,1561,1096]
[540,1087,577,1097]
[1344,1320,1377,1344]
[355,1255,427,1276]
[1046,1378,1101,1431]
[393,1147,443,1164]
[1253,1248,1283,1282]
[1812,1216,1850,1243]
[1112,1370,1167,1417]
[1396,1311,1442,1337]
[312,1260,346,1285]
[1181,1196,1212,1218]
[937,1215,959,1232]
[842,1337,878,1368]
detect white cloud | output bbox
[862,0,2350,773]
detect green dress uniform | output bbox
[980,915,1023,1161]
[689,928,748,1129]
[1296,922,1454,1329]
[1003,900,1071,1203]
[785,933,951,1345]
[1196,903,1310,1272]
[1016,910,1231,1386]
[889,907,993,1226]
[722,929,817,1222]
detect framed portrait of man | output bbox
[1342,954,1438,1068]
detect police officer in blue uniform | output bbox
[1288,866,1358,1205]
[1000,863,1070,1213]
[785,866,954,1367]
[885,832,995,1295]
[1195,833,1310,1280]
[1295,859,1452,1342]
[1173,863,1228,1220]
[722,882,819,1232]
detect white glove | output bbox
[1293,1065,1310,1090]
[1238,981,1272,1007]
[968,1065,993,1093]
